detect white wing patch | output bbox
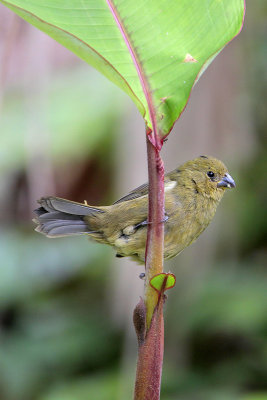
[164,180,177,192]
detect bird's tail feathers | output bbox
[33,196,103,237]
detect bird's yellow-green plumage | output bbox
[34,156,235,263]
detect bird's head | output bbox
[180,156,236,201]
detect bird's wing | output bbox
[114,173,176,204]
[113,182,149,204]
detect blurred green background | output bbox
[0,2,266,399]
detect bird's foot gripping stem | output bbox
[134,215,168,230]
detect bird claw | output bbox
[134,215,168,230]
[161,215,169,223]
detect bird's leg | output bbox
[134,214,168,230]
[122,215,169,242]
[161,215,169,223]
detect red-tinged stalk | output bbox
[134,129,166,400]
[144,133,165,327]
[134,278,168,400]
[134,297,164,400]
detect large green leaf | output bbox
[1,0,245,137]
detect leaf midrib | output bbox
[106,0,161,147]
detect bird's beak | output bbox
[217,173,236,189]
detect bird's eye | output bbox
[207,171,215,178]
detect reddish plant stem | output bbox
[134,294,164,400]
[134,131,165,400]
[144,133,165,327]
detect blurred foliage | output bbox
[0,67,126,171]
[0,1,266,400]
[0,54,126,399]
[40,373,120,400]
[0,230,121,400]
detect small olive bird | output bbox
[34,156,235,263]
